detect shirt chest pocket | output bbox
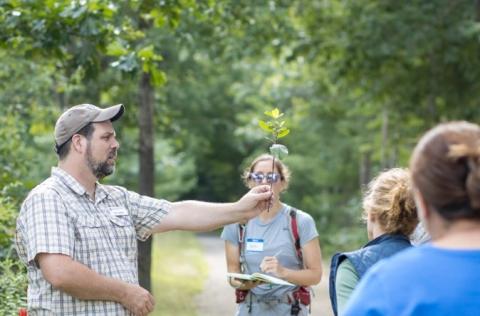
[107,213,137,254]
[108,214,135,238]
[75,216,107,255]
[109,214,131,227]
[75,214,136,253]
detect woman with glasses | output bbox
[221,154,323,316]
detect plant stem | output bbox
[267,134,278,212]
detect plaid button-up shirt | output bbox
[15,167,171,315]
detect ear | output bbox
[71,134,87,154]
[279,180,287,193]
[278,172,288,192]
[368,211,376,223]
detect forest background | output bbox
[2,0,480,313]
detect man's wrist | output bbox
[228,201,247,222]
[111,280,131,304]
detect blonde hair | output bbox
[362,168,418,236]
[242,154,291,189]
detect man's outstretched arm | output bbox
[151,184,272,233]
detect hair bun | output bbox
[448,144,480,212]
[447,144,480,161]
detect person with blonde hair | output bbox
[344,121,480,315]
[329,168,419,316]
[221,154,323,315]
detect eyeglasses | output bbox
[249,172,282,184]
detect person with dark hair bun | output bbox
[329,168,418,316]
[344,121,480,316]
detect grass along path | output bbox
[150,231,208,316]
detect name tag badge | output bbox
[110,207,128,216]
[245,238,264,252]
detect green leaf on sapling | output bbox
[277,128,290,138]
[259,120,273,132]
[269,144,289,159]
[265,108,284,119]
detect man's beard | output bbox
[86,144,117,179]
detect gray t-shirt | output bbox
[221,203,318,299]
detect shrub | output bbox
[0,198,27,314]
[0,257,27,315]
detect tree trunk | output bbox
[381,108,389,168]
[137,72,155,291]
[359,151,371,188]
[476,0,480,21]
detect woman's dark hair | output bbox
[410,121,480,221]
[56,122,95,160]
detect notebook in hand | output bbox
[227,272,295,286]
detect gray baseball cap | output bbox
[54,103,124,149]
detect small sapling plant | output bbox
[258,108,290,211]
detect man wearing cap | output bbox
[15,104,272,316]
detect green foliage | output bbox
[0,198,27,314]
[258,107,290,162]
[0,106,55,202]
[2,0,480,269]
[106,137,197,201]
[260,108,289,138]
[0,54,57,313]
[0,258,27,316]
[269,144,289,160]
[0,198,17,258]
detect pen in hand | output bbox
[260,250,283,275]
[273,250,282,257]
[261,250,282,267]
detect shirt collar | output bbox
[95,183,109,203]
[51,167,109,202]
[52,167,86,195]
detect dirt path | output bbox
[194,234,334,316]
[194,233,236,315]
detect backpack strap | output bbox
[288,207,303,264]
[235,223,250,307]
[238,223,247,273]
[288,207,312,311]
